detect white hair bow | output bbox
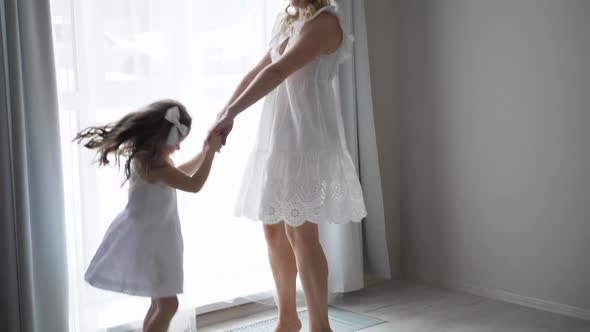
[164,106,189,145]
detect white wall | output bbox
[364,0,402,278]
[400,0,590,311]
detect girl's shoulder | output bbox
[135,159,173,184]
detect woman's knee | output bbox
[285,222,320,251]
[263,222,288,245]
[155,296,179,316]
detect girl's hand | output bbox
[211,109,236,145]
[207,133,223,153]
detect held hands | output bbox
[209,108,236,146]
[205,132,223,154]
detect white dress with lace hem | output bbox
[235,6,367,227]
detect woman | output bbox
[211,1,366,331]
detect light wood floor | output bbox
[198,281,590,332]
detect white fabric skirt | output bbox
[85,210,184,298]
[235,149,367,227]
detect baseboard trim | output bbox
[442,282,590,321]
[197,301,275,328]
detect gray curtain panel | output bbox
[349,0,392,280]
[0,0,69,331]
[335,0,391,280]
[319,0,391,294]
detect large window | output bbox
[50,1,284,330]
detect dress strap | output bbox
[269,12,289,49]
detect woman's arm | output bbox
[227,13,341,116]
[209,51,272,145]
[213,13,342,134]
[223,51,272,109]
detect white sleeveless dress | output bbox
[235,6,367,227]
[85,165,183,298]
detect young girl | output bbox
[75,99,222,331]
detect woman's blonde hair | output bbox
[281,0,335,33]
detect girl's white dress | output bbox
[85,166,183,298]
[235,6,367,227]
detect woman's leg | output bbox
[264,222,302,332]
[285,222,331,332]
[143,300,157,330]
[144,296,179,332]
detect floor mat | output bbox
[226,307,385,332]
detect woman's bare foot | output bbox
[275,317,302,332]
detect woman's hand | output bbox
[210,109,236,145]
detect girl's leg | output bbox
[285,222,331,332]
[143,300,157,330]
[144,296,179,332]
[264,222,302,332]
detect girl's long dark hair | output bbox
[74,99,192,183]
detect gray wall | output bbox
[364,0,402,278]
[400,0,590,310]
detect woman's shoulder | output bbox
[305,5,338,22]
[297,6,341,35]
[298,6,343,47]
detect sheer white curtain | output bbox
[50,1,283,331]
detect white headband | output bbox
[164,106,189,145]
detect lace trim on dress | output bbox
[236,177,367,227]
[234,150,368,226]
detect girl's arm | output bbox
[212,13,342,134]
[147,136,223,193]
[177,150,206,176]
